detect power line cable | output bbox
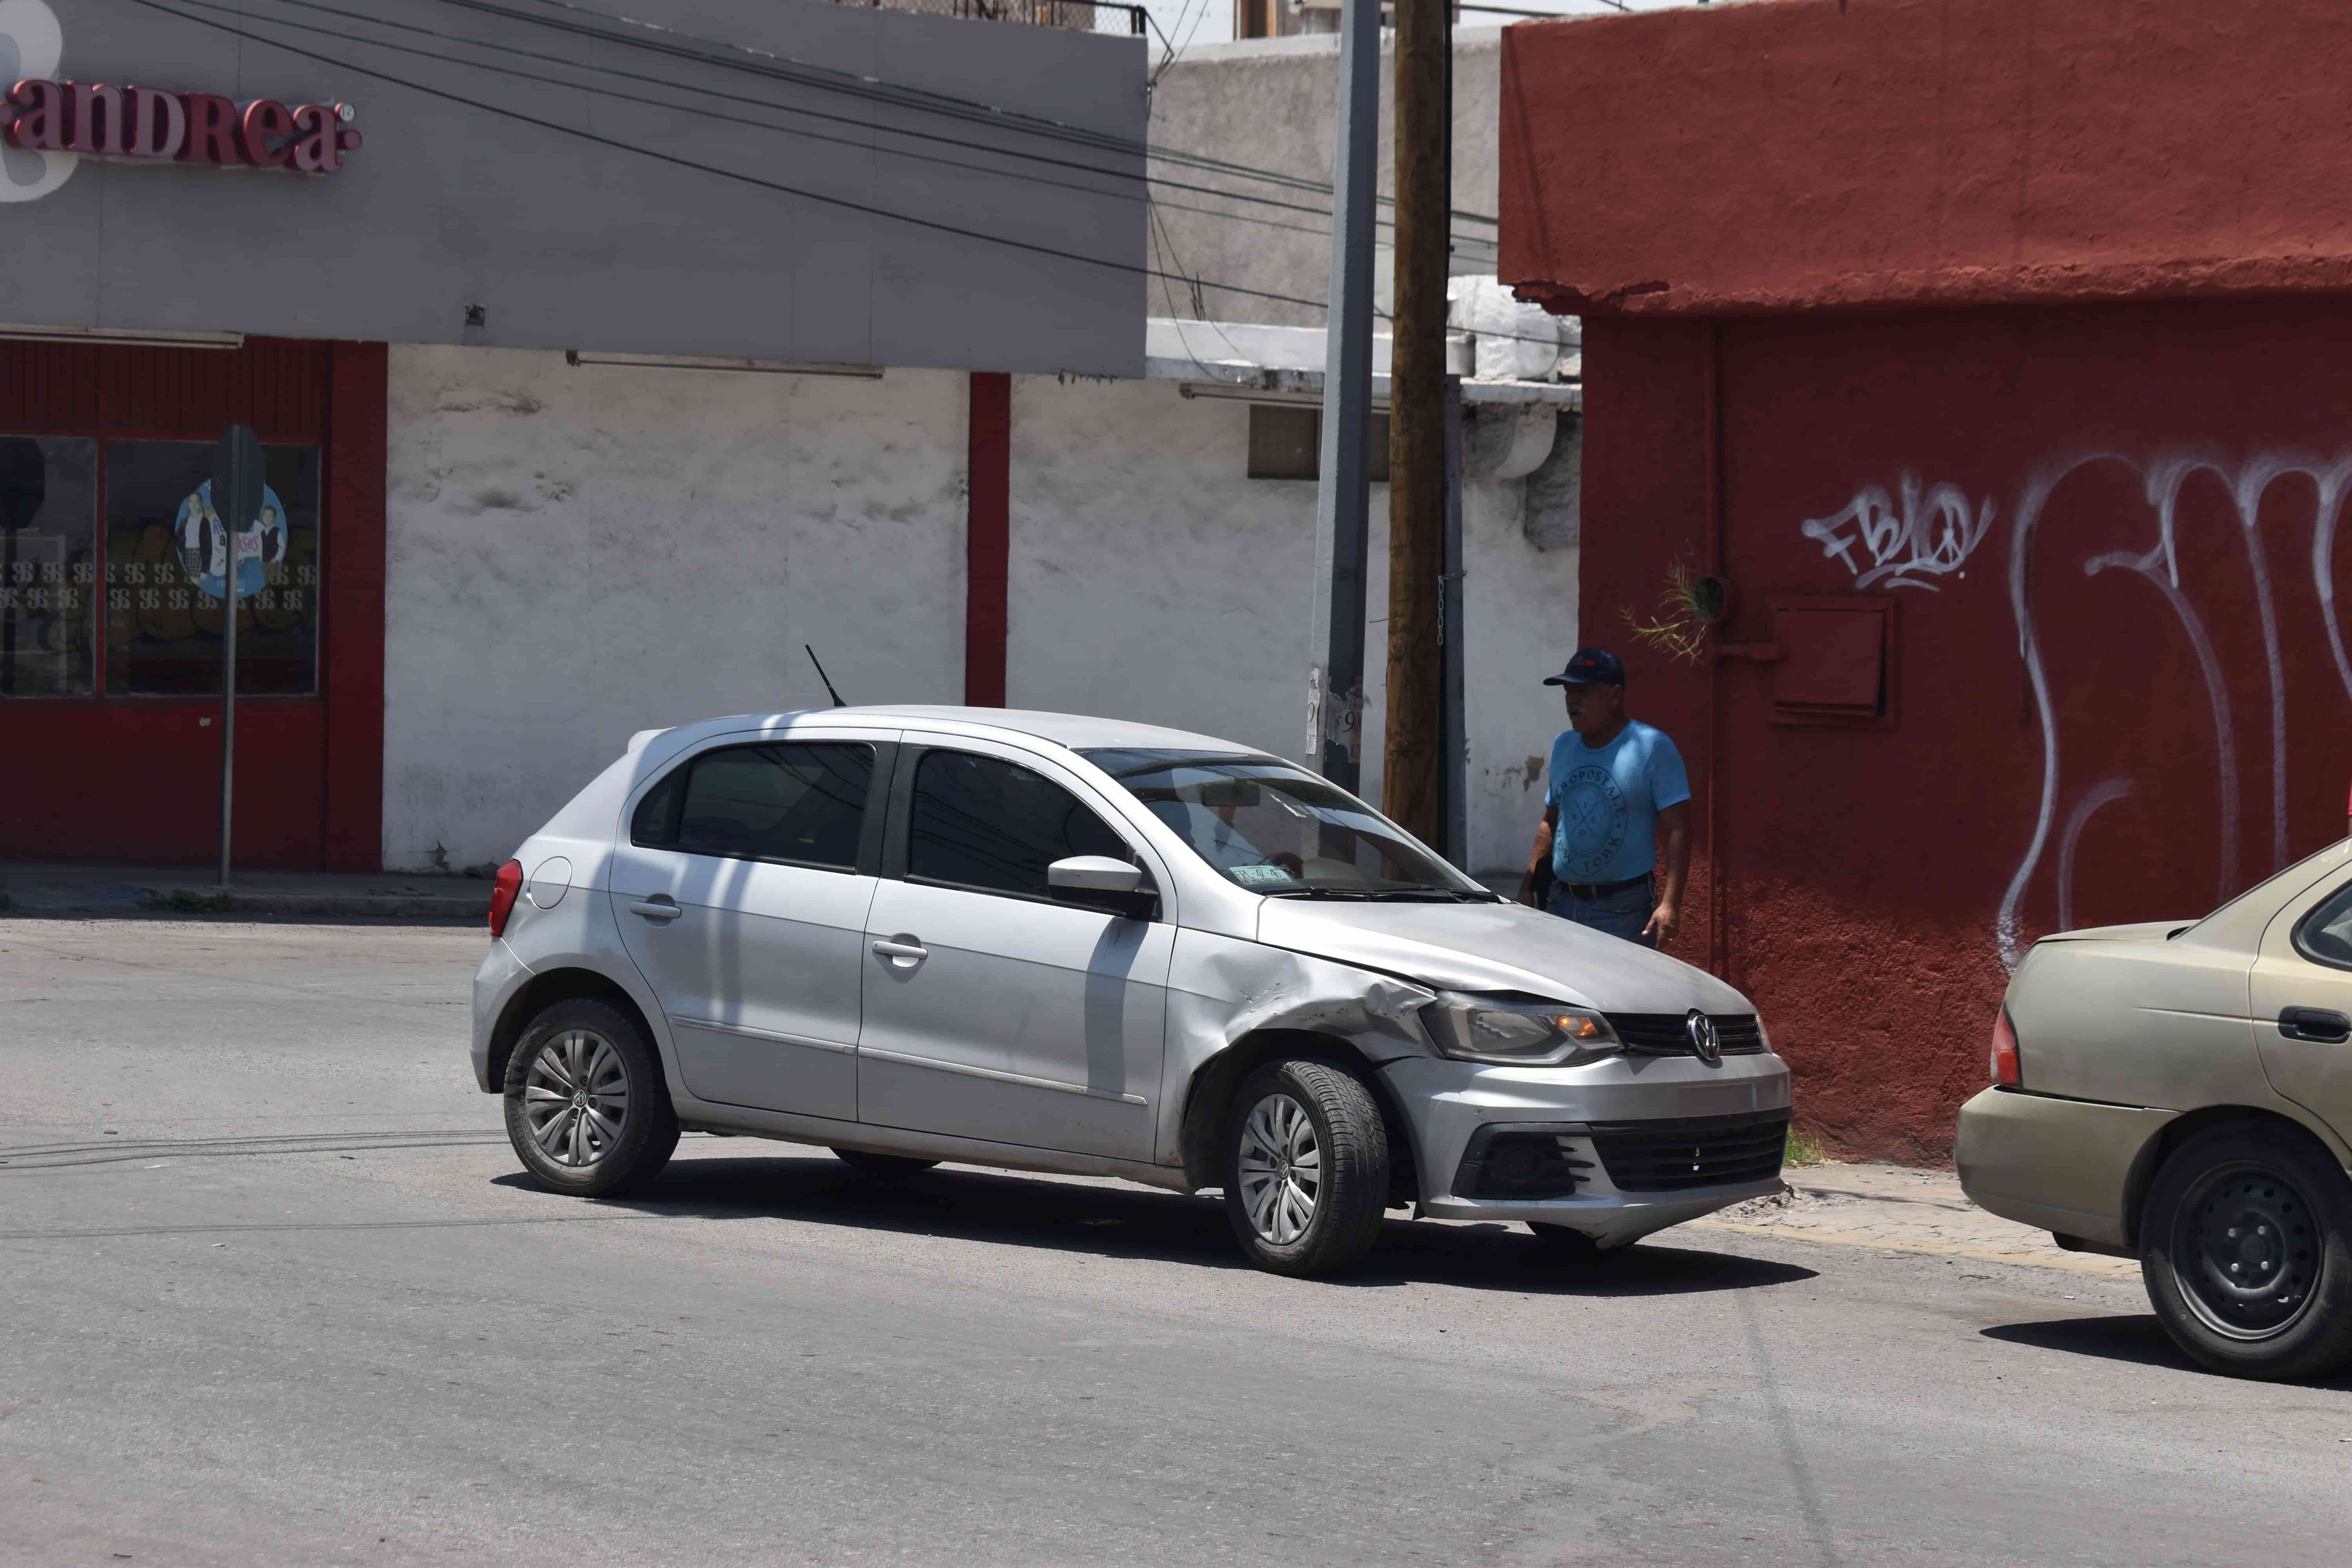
[191,0,1495,251]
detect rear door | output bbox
[610,732,894,1122]
[857,740,1174,1161]
[2252,869,2352,1142]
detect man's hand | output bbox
[1642,897,1680,946]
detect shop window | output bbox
[1770,596,1896,728]
[1246,405,1389,481]
[0,436,98,697]
[103,441,321,696]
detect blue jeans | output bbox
[1548,874,1657,948]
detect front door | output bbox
[2251,869,2352,1143]
[611,735,890,1123]
[858,744,1173,1161]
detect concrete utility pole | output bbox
[1305,0,1382,793]
[1382,0,1448,844]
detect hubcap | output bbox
[2174,1164,2319,1340]
[1237,1091,1321,1246]
[523,1029,629,1168]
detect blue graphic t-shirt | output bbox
[1546,720,1691,884]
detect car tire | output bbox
[1526,1222,1617,1263]
[503,998,679,1198]
[1222,1058,1390,1278]
[2140,1122,2352,1381]
[832,1148,941,1180]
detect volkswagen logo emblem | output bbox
[1685,1008,1722,1066]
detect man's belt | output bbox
[1558,873,1651,901]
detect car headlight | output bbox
[1423,991,1621,1067]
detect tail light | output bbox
[488,859,524,938]
[1990,1006,2022,1088]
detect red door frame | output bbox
[0,336,386,871]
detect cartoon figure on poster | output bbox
[174,479,288,600]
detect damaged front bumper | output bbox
[1382,1052,1792,1247]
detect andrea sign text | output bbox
[4,79,361,173]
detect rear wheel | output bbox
[2140,1123,2352,1381]
[832,1148,941,1181]
[503,998,679,1198]
[1222,1059,1389,1277]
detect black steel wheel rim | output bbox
[2170,1160,2321,1341]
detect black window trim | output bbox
[628,737,894,879]
[883,741,1158,915]
[2290,873,2352,974]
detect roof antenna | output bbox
[805,645,847,708]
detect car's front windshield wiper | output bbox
[1264,887,1374,900]
[1367,887,1502,903]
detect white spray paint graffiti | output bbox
[1799,472,1997,591]
[1805,452,2352,969]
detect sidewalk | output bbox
[0,860,490,923]
[1692,1159,2140,1278]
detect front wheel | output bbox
[1222,1059,1390,1277]
[2140,1124,2352,1381]
[503,998,679,1198]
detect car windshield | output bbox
[1082,748,1493,900]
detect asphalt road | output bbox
[4,918,2348,1567]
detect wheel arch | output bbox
[2122,1103,2352,1249]
[1177,1029,1419,1197]
[487,966,659,1093]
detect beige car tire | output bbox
[2140,1123,2352,1381]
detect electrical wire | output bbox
[201,0,1494,252]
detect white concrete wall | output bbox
[1006,375,1575,879]
[383,347,969,870]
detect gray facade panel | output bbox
[2,0,1146,375]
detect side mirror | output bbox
[1047,855,1156,919]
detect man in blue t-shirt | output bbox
[1516,647,1692,948]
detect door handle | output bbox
[871,937,928,962]
[2278,1006,2352,1044]
[628,896,683,922]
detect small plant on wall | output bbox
[1619,559,1728,665]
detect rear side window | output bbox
[633,742,873,869]
[908,750,1132,899]
[2294,878,2352,971]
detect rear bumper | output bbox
[470,938,534,1093]
[1954,1085,2174,1250]
[1383,1053,1791,1247]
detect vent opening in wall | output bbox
[1245,404,1389,481]
[1770,595,1896,729]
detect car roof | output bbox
[635,705,1264,759]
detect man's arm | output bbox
[1517,804,1558,906]
[1644,800,1692,944]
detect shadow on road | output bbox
[495,1147,1819,1297]
[1982,1315,2352,1388]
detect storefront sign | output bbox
[4,81,361,172]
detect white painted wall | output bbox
[1006,375,1575,879]
[383,346,969,870]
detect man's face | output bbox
[1562,680,1623,736]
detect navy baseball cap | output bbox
[1544,647,1625,686]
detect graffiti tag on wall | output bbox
[1806,452,2352,969]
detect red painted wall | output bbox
[1582,299,2352,1159]
[0,337,386,871]
[1501,0,2352,316]
[965,371,1011,708]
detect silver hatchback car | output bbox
[472,707,1791,1276]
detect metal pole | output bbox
[218,496,237,889]
[1440,372,1466,869]
[1305,0,1381,793]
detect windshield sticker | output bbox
[1229,863,1303,886]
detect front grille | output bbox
[1605,1012,1766,1057]
[1588,1110,1788,1192]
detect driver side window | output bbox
[907,750,1134,900]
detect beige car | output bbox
[1957,839,2352,1380]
